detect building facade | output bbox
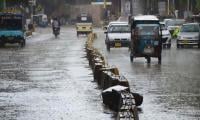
[120,0,198,18]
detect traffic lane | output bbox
[94,29,200,120]
[0,27,112,120]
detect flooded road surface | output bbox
[0,27,112,120]
[94,29,200,120]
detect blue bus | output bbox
[0,12,26,47]
[33,14,48,27]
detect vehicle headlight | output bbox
[163,34,171,37]
[108,38,114,41]
[177,36,181,40]
[193,36,199,39]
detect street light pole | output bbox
[104,0,106,9]
[187,0,190,11]
[29,0,36,22]
[129,0,132,16]
[167,0,169,15]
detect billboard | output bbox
[91,0,112,5]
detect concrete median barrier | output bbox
[85,33,142,120]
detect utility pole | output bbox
[173,0,175,9]
[187,0,190,11]
[29,0,36,22]
[167,0,170,15]
[129,0,132,16]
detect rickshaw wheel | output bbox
[147,57,151,64]
[20,39,25,48]
[158,56,162,64]
[0,42,5,47]
[106,44,110,51]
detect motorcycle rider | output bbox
[52,17,60,35]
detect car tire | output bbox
[147,57,151,64]
[177,44,180,48]
[130,54,133,62]
[163,44,166,48]
[20,39,25,48]
[168,44,171,48]
[158,56,162,64]
[106,44,110,51]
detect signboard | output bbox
[0,8,21,13]
[29,0,36,6]
[0,15,22,20]
[91,0,112,5]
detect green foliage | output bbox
[196,0,200,11]
[179,0,188,7]
[37,0,65,16]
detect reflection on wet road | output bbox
[0,27,112,120]
[94,29,200,120]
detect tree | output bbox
[37,0,66,16]
[179,0,188,9]
[196,0,200,11]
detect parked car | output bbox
[177,23,200,48]
[160,22,172,48]
[104,21,131,51]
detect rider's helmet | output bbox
[53,17,58,21]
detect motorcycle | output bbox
[53,27,60,38]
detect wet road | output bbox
[0,27,112,120]
[94,29,200,120]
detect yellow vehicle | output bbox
[76,13,93,36]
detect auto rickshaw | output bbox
[0,12,26,47]
[76,13,93,36]
[129,15,162,64]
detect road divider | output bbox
[85,33,143,120]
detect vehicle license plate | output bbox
[144,48,153,54]
[183,40,188,43]
[154,41,159,45]
[8,37,14,40]
[115,42,121,47]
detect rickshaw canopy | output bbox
[0,13,24,30]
